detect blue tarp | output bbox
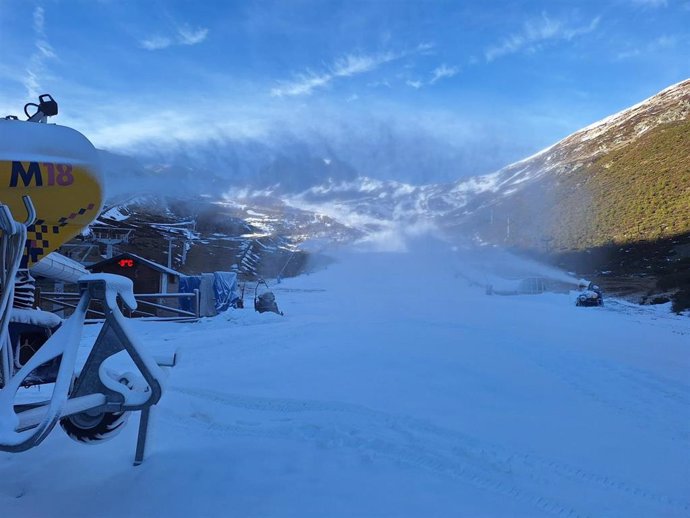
[179,275,201,312]
[213,271,239,312]
[179,272,239,315]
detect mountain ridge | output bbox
[447,77,690,250]
[90,78,690,309]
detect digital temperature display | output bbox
[118,259,134,268]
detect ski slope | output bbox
[1,246,689,517]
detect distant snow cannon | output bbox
[254,279,284,316]
[576,281,604,307]
[0,96,169,465]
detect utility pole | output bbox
[165,237,174,269]
[181,241,188,265]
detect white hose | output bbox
[0,225,27,384]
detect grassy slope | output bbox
[582,119,690,247]
[545,119,690,312]
[497,118,690,251]
[456,117,690,311]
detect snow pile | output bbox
[1,243,688,517]
[100,205,130,222]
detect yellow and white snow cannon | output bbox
[0,95,104,267]
[0,96,169,465]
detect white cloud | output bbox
[178,25,209,46]
[141,36,173,51]
[485,13,601,62]
[615,34,679,60]
[140,25,209,51]
[270,70,331,97]
[416,42,436,54]
[649,35,678,49]
[334,52,394,76]
[271,50,400,97]
[33,6,45,33]
[630,0,667,6]
[79,107,271,149]
[429,64,459,84]
[615,48,642,60]
[24,6,57,99]
[272,44,456,97]
[405,64,459,90]
[367,80,391,88]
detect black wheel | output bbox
[59,372,134,444]
[60,409,129,444]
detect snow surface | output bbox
[9,308,62,328]
[100,205,129,222]
[1,245,689,517]
[30,252,89,284]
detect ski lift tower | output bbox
[91,225,133,259]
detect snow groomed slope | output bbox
[1,245,688,517]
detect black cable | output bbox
[23,103,39,119]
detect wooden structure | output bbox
[35,253,199,321]
[87,253,181,295]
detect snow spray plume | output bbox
[449,245,580,290]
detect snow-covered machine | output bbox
[254,279,283,316]
[0,96,168,464]
[576,281,604,307]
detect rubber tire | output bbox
[60,373,133,444]
[60,409,129,444]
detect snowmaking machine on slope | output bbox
[254,279,284,316]
[575,281,604,307]
[0,95,168,465]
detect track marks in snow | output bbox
[164,386,689,517]
[525,350,690,443]
[602,300,690,336]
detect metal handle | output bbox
[0,196,36,235]
[21,196,36,227]
[0,205,16,234]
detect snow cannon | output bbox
[576,282,604,307]
[254,279,284,316]
[0,96,169,465]
[0,95,104,267]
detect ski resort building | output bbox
[87,252,181,295]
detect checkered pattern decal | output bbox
[22,203,96,267]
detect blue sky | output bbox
[1,0,689,184]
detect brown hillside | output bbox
[542,117,690,250]
[449,80,690,252]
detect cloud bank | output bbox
[140,24,209,50]
[24,6,57,99]
[271,51,400,97]
[485,13,601,62]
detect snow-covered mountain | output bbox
[442,78,690,248]
[98,80,690,248]
[100,79,689,241]
[459,78,690,201]
[74,193,358,280]
[208,79,690,251]
[89,79,690,306]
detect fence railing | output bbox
[37,289,200,322]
